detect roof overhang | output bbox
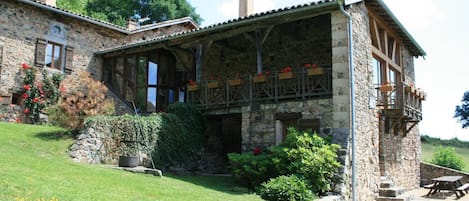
[97,0,339,55]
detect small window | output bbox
[45,41,62,70]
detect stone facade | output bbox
[0,0,193,121]
[0,1,425,201]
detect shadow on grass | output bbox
[166,174,254,196]
[34,130,74,141]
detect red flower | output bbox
[265,71,270,75]
[23,108,30,114]
[36,83,43,88]
[22,93,28,99]
[22,63,30,69]
[312,63,318,68]
[32,97,40,103]
[15,118,21,123]
[23,85,31,90]
[252,147,262,155]
[257,73,263,77]
[188,80,196,86]
[304,64,311,68]
[60,86,66,93]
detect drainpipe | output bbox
[339,2,356,201]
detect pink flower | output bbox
[32,97,40,103]
[23,108,30,114]
[23,85,31,91]
[60,86,66,93]
[22,93,28,99]
[22,63,30,69]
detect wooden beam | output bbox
[373,20,382,51]
[164,46,193,71]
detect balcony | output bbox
[376,83,425,135]
[187,68,332,110]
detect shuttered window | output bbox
[35,38,73,74]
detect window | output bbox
[45,42,62,70]
[35,38,74,73]
[104,51,180,113]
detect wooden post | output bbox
[244,27,273,74]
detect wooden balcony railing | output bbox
[376,83,424,122]
[187,68,332,110]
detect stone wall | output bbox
[0,104,22,123]
[0,0,191,114]
[420,162,469,185]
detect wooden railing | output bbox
[376,83,424,122]
[187,68,332,110]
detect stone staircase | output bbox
[376,176,407,201]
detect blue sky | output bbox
[187,0,469,141]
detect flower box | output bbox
[207,81,220,89]
[229,79,242,86]
[307,67,324,76]
[405,85,414,93]
[187,84,199,91]
[253,75,266,83]
[380,84,393,92]
[278,72,294,80]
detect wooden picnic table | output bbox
[425,176,467,198]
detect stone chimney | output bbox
[239,0,253,17]
[126,19,138,30]
[37,0,56,7]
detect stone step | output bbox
[375,196,406,201]
[379,187,404,197]
[380,181,394,188]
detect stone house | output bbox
[0,0,426,200]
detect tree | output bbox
[454,91,469,128]
[84,0,202,27]
[57,0,88,14]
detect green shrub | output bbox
[259,175,316,201]
[227,152,277,188]
[431,146,465,171]
[228,127,340,194]
[282,127,341,193]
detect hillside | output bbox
[421,135,469,173]
[0,122,261,201]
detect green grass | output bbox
[421,142,469,173]
[0,122,262,201]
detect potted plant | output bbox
[229,72,243,86]
[278,66,293,80]
[253,71,269,83]
[305,63,324,76]
[187,80,199,91]
[207,75,221,89]
[118,144,139,167]
[380,82,393,92]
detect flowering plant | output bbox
[252,146,262,155]
[21,63,63,123]
[304,63,318,69]
[188,79,197,86]
[280,66,292,73]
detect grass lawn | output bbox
[421,142,469,173]
[0,122,262,201]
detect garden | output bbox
[1,64,342,200]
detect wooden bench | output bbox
[457,183,469,193]
[424,183,435,189]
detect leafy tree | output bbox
[57,0,88,14]
[454,91,469,128]
[431,146,465,171]
[84,0,202,27]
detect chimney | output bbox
[37,0,56,7]
[126,19,138,30]
[239,0,253,17]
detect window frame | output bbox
[45,41,63,70]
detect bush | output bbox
[49,71,114,131]
[227,152,277,188]
[431,146,465,171]
[259,175,316,201]
[228,127,341,194]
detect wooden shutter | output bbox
[35,38,47,67]
[64,46,74,74]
